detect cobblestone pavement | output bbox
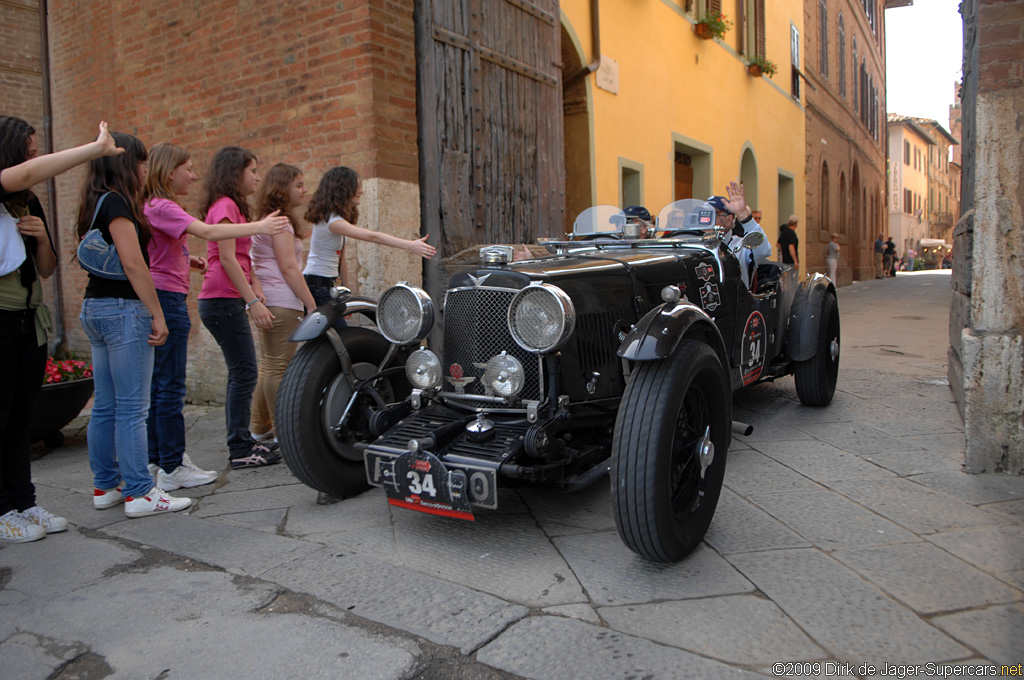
[3,270,1022,679]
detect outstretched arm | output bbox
[0,122,122,194]
[328,218,435,259]
[185,211,289,241]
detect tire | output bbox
[276,328,401,496]
[611,340,731,562]
[793,293,840,406]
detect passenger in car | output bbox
[704,181,771,289]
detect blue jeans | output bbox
[80,298,155,499]
[304,275,347,329]
[198,298,257,458]
[148,290,190,472]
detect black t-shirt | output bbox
[884,240,896,255]
[83,192,150,300]
[778,225,799,264]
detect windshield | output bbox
[655,199,716,235]
[572,205,627,238]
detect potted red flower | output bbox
[31,356,94,448]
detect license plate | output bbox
[366,449,475,521]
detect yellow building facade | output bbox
[561,0,806,268]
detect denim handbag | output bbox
[77,192,128,280]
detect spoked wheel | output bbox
[793,293,840,406]
[612,340,731,562]
[277,327,404,496]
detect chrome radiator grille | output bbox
[442,287,542,403]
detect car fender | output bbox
[786,274,836,362]
[289,297,378,342]
[617,300,728,367]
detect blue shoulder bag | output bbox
[77,192,128,280]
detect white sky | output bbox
[885,0,963,130]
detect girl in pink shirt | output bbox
[196,147,282,469]
[249,164,317,441]
[142,143,288,488]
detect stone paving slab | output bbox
[188,481,313,517]
[519,481,616,532]
[722,450,824,496]
[752,440,896,483]
[979,499,1024,523]
[262,548,528,654]
[795,422,921,455]
[931,603,1024,667]
[598,594,826,666]
[726,549,970,664]
[925,526,1024,575]
[0,632,88,680]
[703,488,811,554]
[100,511,322,577]
[476,616,753,680]
[895,433,969,457]
[908,471,1024,505]
[860,450,965,476]
[391,507,586,607]
[829,478,1002,535]
[541,603,601,623]
[831,542,1022,614]
[552,534,754,606]
[210,507,288,533]
[746,489,919,550]
[731,406,821,442]
[4,567,417,680]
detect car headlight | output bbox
[377,283,433,345]
[405,348,441,390]
[508,283,576,353]
[482,352,524,399]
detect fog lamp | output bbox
[482,352,525,399]
[405,349,441,390]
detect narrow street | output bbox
[2,270,1021,679]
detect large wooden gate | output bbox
[415,0,565,303]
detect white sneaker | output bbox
[124,487,192,518]
[157,454,218,490]
[148,463,160,480]
[94,485,125,510]
[19,505,68,533]
[0,509,46,543]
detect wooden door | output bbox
[415,0,565,304]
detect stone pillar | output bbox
[950,0,1024,474]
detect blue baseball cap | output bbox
[705,195,729,213]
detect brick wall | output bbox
[978,0,1023,91]
[46,0,421,401]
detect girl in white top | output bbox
[249,164,317,440]
[302,166,435,312]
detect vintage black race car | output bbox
[277,199,840,562]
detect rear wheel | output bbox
[793,293,840,406]
[277,328,402,496]
[612,340,730,562]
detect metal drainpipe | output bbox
[563,0,600,90]
[39,0,67,357]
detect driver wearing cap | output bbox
[623,205,655,239]
[705,181,771,288]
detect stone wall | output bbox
[951,0,1024,474]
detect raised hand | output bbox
[410,235,436,259]
[724,181,746,216]
[95,122,124,157]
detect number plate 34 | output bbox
[376,449,474,521]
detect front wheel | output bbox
[612,340,731,562]
[277,328,403,496]
[793,293,840,406]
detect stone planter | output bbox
[30,377,94,448]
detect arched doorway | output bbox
[740,146,758,215]
[561,22,594,234]
[851,163,862,277]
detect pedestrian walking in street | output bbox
[77,132,193,518]
[884,236,896,278]
[0,118,122,542]
[777,215,800,271]
[197,147,283,469]
[874,233,885,278]
[142,142,289,489]
[249,163,316,443]
[302,167,435,313]
[826,232,840,283]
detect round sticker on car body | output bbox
[741,311,766,385]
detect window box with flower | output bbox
[30,357,94,448]
[746,55,778,78]
[694,10,732,41]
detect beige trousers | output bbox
[250,306,303,436]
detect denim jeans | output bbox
[80,298,155,499]
[148,290,190,472]
[304,275,347,329]
[198,298,257,458]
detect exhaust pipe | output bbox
[732,421,754,437]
